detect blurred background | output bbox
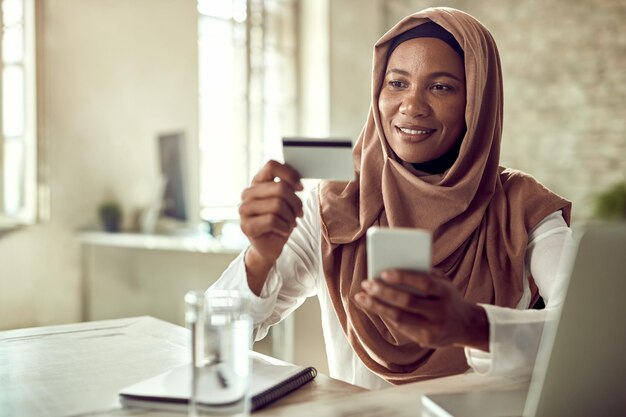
[0,0,624,374]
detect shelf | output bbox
[78,231,246,255]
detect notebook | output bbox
[422,223,626,417]
[119,351,317,413]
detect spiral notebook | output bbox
[119,352,317,413]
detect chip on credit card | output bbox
[282,137,354,181]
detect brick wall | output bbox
[385,0,626,221]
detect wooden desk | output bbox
[0,316,364,417]
[263,372,529,417]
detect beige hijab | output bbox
[319,7,571,384]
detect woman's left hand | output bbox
[355,269,490,351]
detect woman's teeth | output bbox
[399,127,432,135]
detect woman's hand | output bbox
[240,160,304,295]
[355,269,490,351]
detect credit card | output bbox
[282,137,354,181]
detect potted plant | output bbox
[592,181,626,222]
[99,201,123,232]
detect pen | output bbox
[216,368,229,388]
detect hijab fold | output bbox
[318,7,571,384]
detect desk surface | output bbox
[0,316,527,417]
[0,316,365,417]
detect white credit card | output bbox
[282,137,354,181]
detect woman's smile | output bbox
[395,125,437,140]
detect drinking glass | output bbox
[185,290,252,417]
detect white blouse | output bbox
[210,188,572,390]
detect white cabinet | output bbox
[79,232,240,324]
[78,232,327,373]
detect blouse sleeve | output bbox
[208,188,321,341]
[464,211,575,377]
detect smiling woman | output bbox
[209,7,574,390]
[0,0,41,229]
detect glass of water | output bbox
[185,290,252,417]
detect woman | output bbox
[211,7,572,389]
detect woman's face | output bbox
[378,37,466,164]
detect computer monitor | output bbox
[158,132,188,222]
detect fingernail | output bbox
[355,293,370,307]
[361,280,372,290]
[381,271,391,281]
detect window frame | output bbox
[0,0,42,230]
[197,0,298,222]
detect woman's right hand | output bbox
[239,160,304,294]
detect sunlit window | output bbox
[1,0,37,225]
[197,0,297,221]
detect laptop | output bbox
[422,223,626,417]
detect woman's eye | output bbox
[431,83,453,92]
[388,80,406,88]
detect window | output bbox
[197,0,298,221]
[0,0,38,228]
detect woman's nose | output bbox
[400,92,431,117]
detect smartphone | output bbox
[366,226,431,293]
